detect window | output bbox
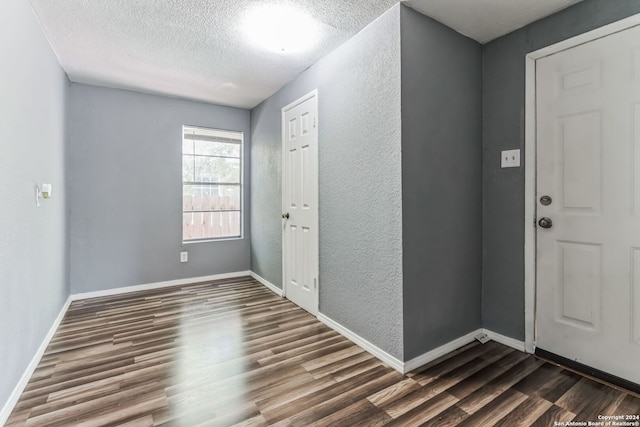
[182,126,243,242]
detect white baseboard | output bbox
[250,271,284,297]
[314,321,529,376]
[317,313,405,373]
[315,315,529,375]
[483,328,526,352]
[404,328,527,373]
[70,271,252,301]
[0,296,72,426]
[404,329,483,373]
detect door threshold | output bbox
[535,348,640,396]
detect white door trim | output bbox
[524,12,640,354]
[281,89,319,313]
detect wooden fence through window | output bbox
[183,195,240,240]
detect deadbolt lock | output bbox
[282,213,289,219]
[540,195,552,206]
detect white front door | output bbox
[536,24,640,384]
[282,91,319,315]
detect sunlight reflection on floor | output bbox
[169,304,247,424]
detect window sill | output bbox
[182,236,244,244]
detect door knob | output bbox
[282,213,289,219]
[538,217,553,229]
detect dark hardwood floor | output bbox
[5,277,640,426]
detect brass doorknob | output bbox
[282,213,289,219]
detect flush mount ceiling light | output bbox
[243,4,320,54]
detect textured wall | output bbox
[251,5,404,359]
[250,101,283,286]
[482,0,640,339]
[68,84,251,293]
[0,0,70,412]
[400,5,483,360]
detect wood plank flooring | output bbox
[6,277,640,426]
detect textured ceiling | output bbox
[405,0,585,43]
[29,0,399,108]
[29,0,586,109]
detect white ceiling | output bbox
[28,0,585,109]
[404,0,585,43]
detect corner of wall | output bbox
[0,0,72,414]
[251,3,404,359]
[64,78,72,298]
[399,4,484,360]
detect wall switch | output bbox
[180,251,188,263]
[501,149,521,168]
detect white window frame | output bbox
[182,125,244,243]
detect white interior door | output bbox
[536,24,640,384]
[282,90,319,315]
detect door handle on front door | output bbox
[282,213,289,219]
[538,217,553,229]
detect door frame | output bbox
[281,89,319,313]
[524,13,640,354]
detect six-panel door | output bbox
[536,24,640,384]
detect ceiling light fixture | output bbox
[243,4,320,54]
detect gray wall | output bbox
[400,6,483,360]
[251,5,404,359]
[482,0,640,339]
[68,84,250,294]
[249,105,283,286]
[0,0,70,411]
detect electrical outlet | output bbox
[180,251,188,263]
[501,149,521,168]
[475,333,490,344]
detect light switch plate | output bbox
[501,149,521,168]
[180,251,188,263]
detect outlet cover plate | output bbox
[180,251,188,263]
[475,333,490,344]
[501,149,521,168]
